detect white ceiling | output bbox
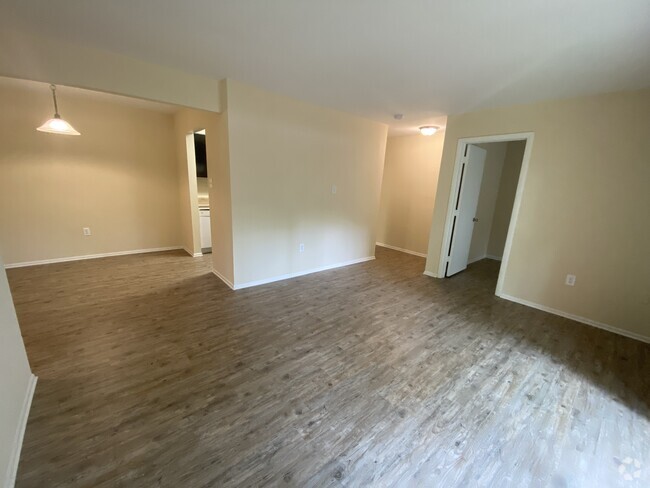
[2,1,649,135]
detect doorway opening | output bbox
[185,129,212,255]
[438,132,534,295]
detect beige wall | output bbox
[487,141,525,258]
[0,28,220,112]
[0,78,182,265]
[468,142,508,262]
[425,88,650,339]
[225,80,387,287]
[376,132,445,255]
[0,251,33,485]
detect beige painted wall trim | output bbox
[230,256,376,291]
[498,293,650,345]
[4,247,183,269]
[435,132,535,295]
[4,374,36,488]
[376,242,427,258]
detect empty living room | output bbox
[1,2,649,487]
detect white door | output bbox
[446,144,487,276]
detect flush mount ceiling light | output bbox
[36,84,80,136]
[419,126,439,136]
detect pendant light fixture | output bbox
[36,84,80,136]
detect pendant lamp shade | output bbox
[36,84,80,136]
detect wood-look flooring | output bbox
[7,247,650,487]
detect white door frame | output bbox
[437,132,535,296]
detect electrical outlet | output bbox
[331,184,337,194]
[565,274,576,286]
[208,178,213,188]
[299,243,305,253]
[83,227,92,236]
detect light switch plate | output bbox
[565,274,576,286]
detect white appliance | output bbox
[199,207,212,253]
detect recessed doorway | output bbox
[438,132,534,296]
[184,128,212,256]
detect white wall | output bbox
[0,251,33,487]
[425,88,650,340]
[468,142,507,262]
[225,80,388,287]
[376,132,445,256]
[0,77,182,266]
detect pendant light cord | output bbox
[50,84,60,117]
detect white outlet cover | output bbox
[83,227,91,236]
[565,274,576,286]
[299,243,305,253]
[331,185,337,194]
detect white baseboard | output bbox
[498,293,650,344]
[468,254,503,265]
[183,247,203,258]
[211,268,235,290]
[376,242,427,258]
[423,270,438,278]
[4,247,183,269]
[230,256,376,290]
[5,374,37,488]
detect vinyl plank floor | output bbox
[7,247,650,487]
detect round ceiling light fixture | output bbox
[419,126,439,136]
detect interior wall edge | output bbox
[375,242,427,258]
[4,374,37,488]
[183,248,203,258]
[211,269,235,291]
